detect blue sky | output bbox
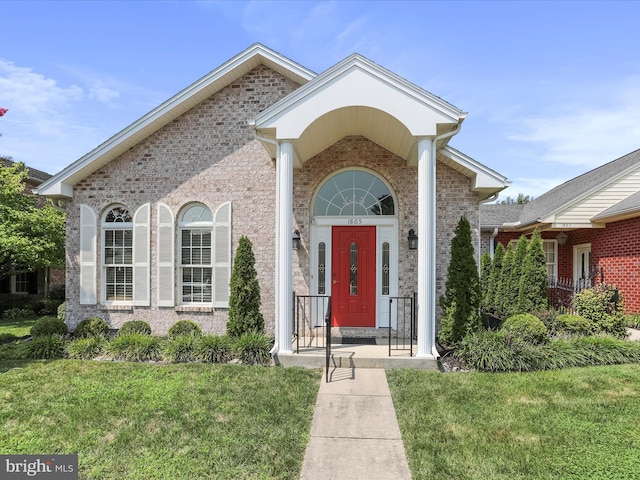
[1,0,639,200]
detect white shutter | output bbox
[133,203,150,306]
[157,203,175,307]
[79,204,97,304]
[214,202,231,307]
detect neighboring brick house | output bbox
[0,158,64,298]
[36,44,508,361]
[481,148,640,313]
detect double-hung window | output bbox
[103,206,133,302]
[179,204,213,304]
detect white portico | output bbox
[250,52,498,360]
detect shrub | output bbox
[573,284,626,338]
[47,284,66,301]
[66,336,106,360]
[168,319,202,338]
[2,307,35,321]
[502,313,548,344]
[556,314,593,335]
[118,320,152,336]
[516,230,549,313]
[106,334,163,362]
[454,330,541,372]
[31,316,68,337]
[24,335,68,359]
[234,332,272,365]
[163,335,197,363]
[626,313,640,329]
[439,216,481,343]
[57,302,66,322]
[227,236,265,338]
[74,317,110,339]
[32,298,62,316]
[194,335,233,363]
[0,333,18,343]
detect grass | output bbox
[0,316,37,338]
[388,365,640,480]
[0,360,321,479]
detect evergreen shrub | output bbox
[31,316,68,337]
[227,236,264,338]
[118,320,152,336]
[168,319,202,338]
[556,314,593,335]
[502,313,548,344]
[573,284,626,338]
[74,317,110,338]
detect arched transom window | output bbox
[313,170,395,216]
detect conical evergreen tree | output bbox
[517,229,549,313]
[480,252,492,312]
[227,236,264,338]
[496,243,514,319]
[504,235,528,317]
[440,216,481,343]
[485,243,505,316]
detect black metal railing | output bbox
[325,299,332,383]
[293,294,331,353]
[388,292,416,357]
[548,266,604,313]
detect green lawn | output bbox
[388,365,640,480]
[0,360,321,479]
[0,316,36,338]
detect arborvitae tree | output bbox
[440,216,481,343]
[496,243,514,319]
[480,252,492,312]
[517,229,549,313]
[226,236,264,338]
[504,235,529,317]
[485,243,505,316]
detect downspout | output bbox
[429,124,462,359]
[249,122,282,356]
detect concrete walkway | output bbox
[300,368,411,480]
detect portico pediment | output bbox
[251,54,466,166]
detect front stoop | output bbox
[273,345,439,370]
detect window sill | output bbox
[175,305,214,313]
[100,304,134,312]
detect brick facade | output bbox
[64,65,484,334]
[488,217,640,313]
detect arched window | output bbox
[102,205,133,302]
[313,170,395,216]
[179,204,213,304]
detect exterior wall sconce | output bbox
[408,229,418,250]
[292,230,301,250]
[556,231,568,246]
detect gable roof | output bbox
[482,148,640,230]
[592,189,640,223]
[35,44,315,198]
[480,204,525,229]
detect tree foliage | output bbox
[517,230,549,313]
[227,236,264,338]
[483,242,504,315]
[499,193,533,204]
[439,216,481,344]
[0,161,65,280]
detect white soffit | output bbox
[439,146,509,196]
[36,44,315,198]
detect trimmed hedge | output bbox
[168,320,202,338]
[118,320,152,336]
[31,316,68,337]
[502,313,548,344]
[74,317,110,339]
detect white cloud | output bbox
[506,75,640,169]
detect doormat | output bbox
[339,337,377,345]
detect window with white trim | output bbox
[508,238,557,280]
[179,204,213,304]
[102,205,133,302]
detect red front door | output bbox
[332,226,376,327]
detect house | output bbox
[0,158,64,298]
[36,44,509,361]
[481,148,640,313]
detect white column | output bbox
[275,142,294,354]
[417,138,436,357]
